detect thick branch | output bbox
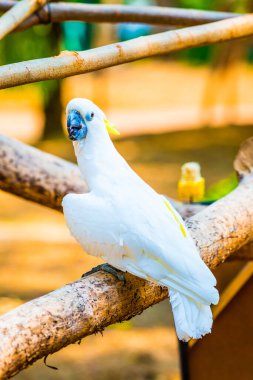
[186,179,253,268]
[0,0,48,40]
[170,199,253,261]
[0,272,168,379]
[0,135,87,211]
[0,1,239,31]
[1,13,253,89]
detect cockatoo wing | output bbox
[63,190,218,306]
[115,191,218,306]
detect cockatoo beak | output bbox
[104,119,120,136]
[67,110,88,141]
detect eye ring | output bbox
[86,111,94,122]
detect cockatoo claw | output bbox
[81,263,126,284]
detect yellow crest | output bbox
[104,119,120,136]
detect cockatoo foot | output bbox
[81,263,126,283]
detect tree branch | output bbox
[0,0,48,40]
[1,13,253,89]
[0,272,168,379]
[0,1,239,31]
[0,135,87,211]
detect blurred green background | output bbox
[0,1,253,379]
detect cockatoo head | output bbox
[66,98,119,142]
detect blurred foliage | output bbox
[0,25,59,106]
[179,0,248,12]
[0,21,63,138]
[177,0,251,64]
[203,172,238,201]
[0,25,53,64]
[61,0,101,51]
[118,0,153,41]
[0,1,103,139]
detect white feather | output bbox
[62,98,219,341]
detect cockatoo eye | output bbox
[86,111,94,122]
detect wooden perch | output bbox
[234,136,253,179]
[0,135,87,211]
[1,13,253,89]
[0,0,48,40]
[0,135,253,377]
[0,272,168,379]
[0,1,239,31]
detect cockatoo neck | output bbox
[73,129,125,192]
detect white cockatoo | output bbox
[62,98,219,342]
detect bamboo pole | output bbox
[0,0,48,40]
[0,13,253,89]
[0,1,239,31]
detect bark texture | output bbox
[0,1,239,31]
[0,272,167,379]
[186,179,253,269]
[234,136,253,178]
[0,135,87,211]
[1,13,253,89]
[0,0,48,40]
[0,137,253,377]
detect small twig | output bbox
[0,0,48,40]
[43,356,58,371]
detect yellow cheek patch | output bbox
[104,119,120,136]
[164,199,187,238]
